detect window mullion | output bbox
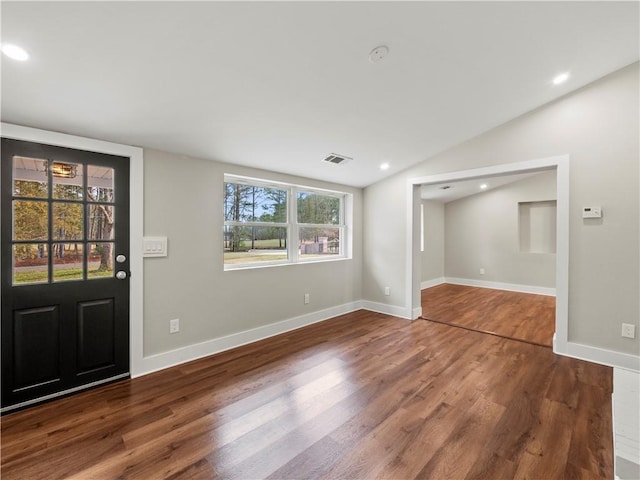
[298,223,344,228]
[289,187,298,263]
[224,221,288,228]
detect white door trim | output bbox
[407,155,570,355]
[0,123,145,377]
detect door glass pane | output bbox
[88,205,114,240]
[13,200,48,240]
[53,162,83,200]
[88,243,114,279]
[13,244,48,285]
[53,243,84,282]
[13,156,48,198]
[299,226,341,259]
[53,202,83,241]
[87,165,114,202]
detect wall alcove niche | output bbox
[519,200,557,254]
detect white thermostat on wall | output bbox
[582,206,602,219]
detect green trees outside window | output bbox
[223,177,347,267]
[12,158,116,284]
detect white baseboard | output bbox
[135,301,362,377]
[421,277,446,289]
[359,300,413,320]
[444,277,556,296]
[554,339,640,372]
[135,295,637,381]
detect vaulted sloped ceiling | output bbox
[1,2,638,187]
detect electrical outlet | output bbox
[304,293,310,305]
[384,286,390,296]
[621,323,636,339]
[170,318,180,334]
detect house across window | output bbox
[223,176,349,269]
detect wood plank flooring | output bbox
[421,283,556,347]
[1,310,611,479]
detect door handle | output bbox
[115,271,127,280]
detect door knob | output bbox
[116,271,127,280]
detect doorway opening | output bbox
[419,169,556,346]
[407,155,569,354]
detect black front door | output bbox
[1,138,130,411]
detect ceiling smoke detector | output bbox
[323,153,352,166]
[368,45,389,64]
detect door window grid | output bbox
[11,157,116,285]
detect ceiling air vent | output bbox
[323,153,352,166]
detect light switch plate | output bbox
[143,236,168,257]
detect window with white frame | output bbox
[223,175,349,268]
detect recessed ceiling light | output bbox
[380,162,390,171]
[1,43,29,61]
[552,72,570,85]
[480,183,488,190]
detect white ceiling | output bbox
[1,2,638,188]
[420,171,543,203]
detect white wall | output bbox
[364,62,639,362]
[421,200,445,283]
[444,170,557,288]
[143,149,363,357]
[363,177,407,307]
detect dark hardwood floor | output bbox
[421,283,556,347]
[1,310,611,479]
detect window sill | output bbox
[224,256,351,271]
